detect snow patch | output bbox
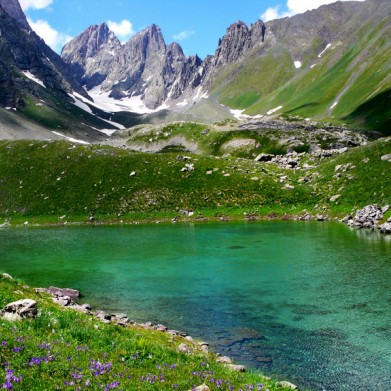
[88,85,167,114]
[330,101,338,110]
[52,131,90,145]
[22,71,46,88]
[267,106,283,116]
[294,61,302,69]
[318,43,332,58]
[176,99,189,107]
[68,93,93,114]
[230,109,263,121]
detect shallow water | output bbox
[0,222,391,390]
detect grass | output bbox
[0,276,292,390]
[211,14,391,133]
[0,140,315,223]
[126,123,287,158]
[0,135,390,225]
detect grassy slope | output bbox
[314,137,391,216]
[212,15,391,133]
[0,140,314,224]
[0,276,289,391]
[0,136,390,224]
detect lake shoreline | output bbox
[0,274,299,390]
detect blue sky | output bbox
[20,0,364,57]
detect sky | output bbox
[20,0,365,57]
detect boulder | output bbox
[380,154,391,162]
[110,313,131,326]
[217,356,232,364]
[1,299,37,321]
[49,287,80,299]
[53,295,72,307]
[178,343,193,354]
[224,364,246,372]
[95,310,111,323]
[380,222,391,234]
[1,273,13,280]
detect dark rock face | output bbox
[0,5,88,108]
[0,0,30,30]
[62,23,202,109]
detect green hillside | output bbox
[0,136,390,225]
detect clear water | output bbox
[0,222,391,391]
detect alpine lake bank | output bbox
[1,121,391,390]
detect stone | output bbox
[154,324,168,332]
[53,296,72,307]
[110,313,131,326]
[217,356,232,364]
[380,154,391,161]
[188,385,210,391]
[1,273,13,280]
[379,222,391,234]
[224,364,246,372]
[95,310,111,323]
[70,305,91,314]
[178,343,192,354]
[276,381,298,389]
[1,299,37,321]
[36,288,49,294]
[330,195,341,202]
[382,205,390,214]
[49,287,80,299]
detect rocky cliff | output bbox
[0,0,88,108]
[62,23,203,110]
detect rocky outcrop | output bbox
[213,20,266,68]
[342,205,390,233]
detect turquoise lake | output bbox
[0,222,391,390]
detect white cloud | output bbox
[261,0,365,21]
[107,20,134,39]
[261,6,281,22]
[173,30,195,41]
[20,0,53,11]
[28,18,72,52]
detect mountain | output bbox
[62,23,203,111]
[62,0,391,132]
[206,0,391,133]
[0,0,30,30]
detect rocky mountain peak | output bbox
[0,0,30,30]
[125,24,166,54]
